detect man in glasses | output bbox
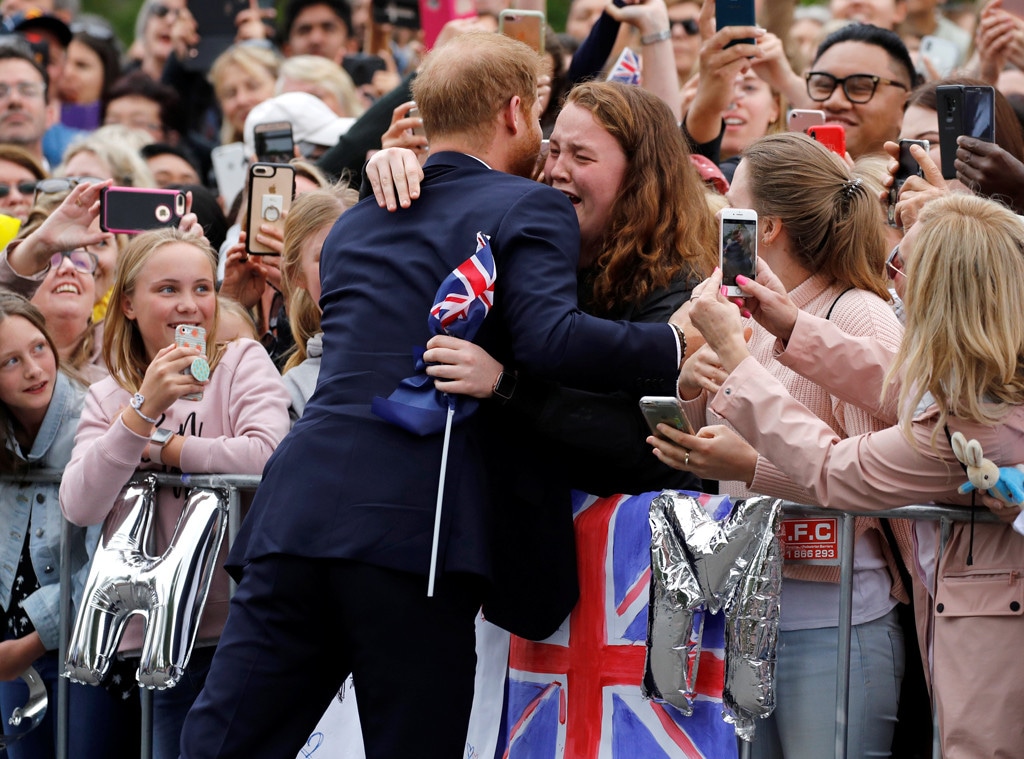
[0,47,53,168]
[804,23,916,159]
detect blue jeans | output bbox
[150,646,215,759]
[750,607,905,759]
[0,648,139,759]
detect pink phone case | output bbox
[175,324,206,401]
[100,187,186,235]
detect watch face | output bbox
[151,428,174,445]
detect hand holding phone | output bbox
[639,397,693,439]
[719,208,758,297]
[938,84,995,179]
[888,139,928,227]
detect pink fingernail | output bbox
[720,286,728,296]
[741,309,752,318]
[736,274,749,284]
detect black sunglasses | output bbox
[0,181,37,198]
[671,18,700,36]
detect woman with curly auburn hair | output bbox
[554,80,717,319]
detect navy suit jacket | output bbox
[230,152,680,638]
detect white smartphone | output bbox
[918,35,960,78]
[719,208,758,297]
[787,108,825,133]
[211,142,247,207]
[639,396,693,439]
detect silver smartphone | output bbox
[639,396,693,439]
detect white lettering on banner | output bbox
[780,517,840,565]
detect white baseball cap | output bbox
[243,92,355,158]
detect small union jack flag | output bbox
[606,48,642,86]
[372,231,497,435]
[429,231,496,336]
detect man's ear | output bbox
[502,95,523,135]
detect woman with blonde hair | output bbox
[57,129,156,188]
[209,44,281,147]
[658,192,1024,758]
[670,131,908,758]
[59,226,290,759]
[277,55,366,119]
[279,183,358,418]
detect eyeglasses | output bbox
[670,18,700,36]
[151,3,183,20]
[0,181,37,198]
[805,71,909,104]
[886,245,906,280]
[0,81,44,101]
[70,22,115,40]
[49,249,98,275]
[33,176,106,204]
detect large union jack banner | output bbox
[500,491,738,759]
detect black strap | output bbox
[824,286,854,321]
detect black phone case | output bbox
[100,188,186,234]
[716,0,756,47]
[937,85,964,180]
[964,85,996,143]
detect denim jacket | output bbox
[0,372,97,651]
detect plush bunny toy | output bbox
[950,431,1024,505]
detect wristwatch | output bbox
[492,370,518,403]
[149,428,174,466]
[129,393,159,425]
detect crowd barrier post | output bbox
[32,468,999,759]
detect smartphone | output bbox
[499,9,546,54]
[719,208,758,298]
[639,396,693,439]
[888,139,929,227]
[937,84,995,179]
[917,35,959,78]
[211,142,247,207]
[253,121,294,165]
[716,0,756,48]
[807,124,846,156]
[245,163,295,255]
[184,0,273,72]
[1001,0,1024,17]
[175,324,207,402]
[964,85,996,143]
[418,0,476,49]
[787,109,825,134]
[100,187,186,234]
[408,105,426,140]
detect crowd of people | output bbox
[0,0,1020,757]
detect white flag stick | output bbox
[427,403,456,597]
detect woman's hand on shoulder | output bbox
[366,146,424,211]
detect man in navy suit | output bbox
[181,32,687,758]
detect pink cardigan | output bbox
[60,338,291,651]
[710,326,1024,755]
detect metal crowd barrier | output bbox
[7,469,995,759]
